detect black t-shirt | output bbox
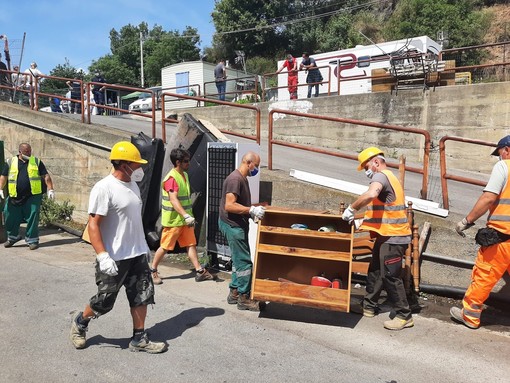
[219,169,251,229]
[1,157,48,201]
[91,75,106,90]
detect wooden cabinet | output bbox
[251,207,353,312]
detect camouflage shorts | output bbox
[89,254,155,316]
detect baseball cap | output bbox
[491,135,510,156]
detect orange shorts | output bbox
[160,226,196,250]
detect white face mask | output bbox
[130,167,145,182]
[365,168,374,179]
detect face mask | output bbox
[249,167,259,177]
[365,168,374,179]
[20,153,30,161]
[499,155,503,161]
[130,167,145,182]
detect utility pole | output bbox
[140,31,145,88]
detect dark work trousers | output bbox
[363,240,412,320]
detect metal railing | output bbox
[203,75,260,102]
[262,65,331,101]
[268,108,431,199]
[439,136,496,210]
[160,91,261,144]
[86,82,157,138]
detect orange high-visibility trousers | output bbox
[288,75,298,99]
[462,241,510,328]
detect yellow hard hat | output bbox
[357,147,384,171]
[109,141,147,164]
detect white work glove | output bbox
[47,189,55,200]
[96,252,118,276]
[0,189,4,199]
[342,205,356,223]
[249,206,266,222]
[455,218,474,237]
[183,214,195,227]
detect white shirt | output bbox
[484,160,508,195]
[88,174,149,261]
[23,67,42,87]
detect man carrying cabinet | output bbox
[342,147,414,331]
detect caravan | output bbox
[277,36,442,100]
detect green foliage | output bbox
[383,0,490,48]
[40,58,84,96]
[40,196,75,227]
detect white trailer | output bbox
[277,35,442,100]
[161,61,259,109]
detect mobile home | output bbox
[161,61,259,109]
[277,36,442,100]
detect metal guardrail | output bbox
[262,65,332,101]
[439,136,496,210]
[160,91,261,144]
[268,108,431,199]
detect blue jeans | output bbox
[218,219,252,294]
[216,81,226,101]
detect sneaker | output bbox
[450,307,478,329]
[363,307,376,318]
[29,243,39,250]
[70,310,87,349]
[227,288,239,304]
[151,269,162,285]
[195,269,216,282]
[237,293,261,311]
[350,304,376,317]
[4,241,15,248]
[129,332,168,354]
[383,317,414,331]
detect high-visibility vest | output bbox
[8,156,42,197]
[360,169,411,237]
[487,160,510,234]
[161,168,192,227]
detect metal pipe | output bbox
[421,251,475,269]
[420,283,510,305]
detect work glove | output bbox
[96,252,118,276]
[342,205,356,223]
[249,206,266,222]
[47,189,55,200]
[183,214,195,227]
[455,218,474,237]
[0,189,4,200]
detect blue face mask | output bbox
[249,167,259,177]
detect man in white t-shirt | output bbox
[69,141,167,353]
[453,135,510,329]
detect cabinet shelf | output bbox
[252,208,353,313]
[258,243,352,262]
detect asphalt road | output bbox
[1,228,509,383]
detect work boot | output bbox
[383,317,414,331]
[195,268,217,282]
[70,311,87,349]
[151,269,162,285]
[237,293,260,311]
[4,241,15,248]
[450,307,478,329]
[129,332,168,354]
[29,243,39,250]
[227,288,239,304]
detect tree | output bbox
[41,58,83,96]
[90,22,200,87]
[384,0,491,48]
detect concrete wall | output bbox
[170,82,510,174]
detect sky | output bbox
[0,0,216,75]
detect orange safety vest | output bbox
[487,160,510,235]
[360,169,411,237]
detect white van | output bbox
[128,86,162,112]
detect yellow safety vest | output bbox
[360,169,411,237]
[487,160,510,235]
[161,168,192,227]
[8,156,42,197]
